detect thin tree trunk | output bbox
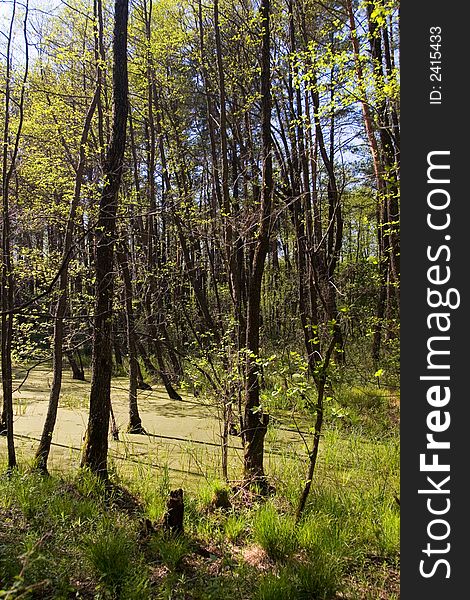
[296,336,336,522]
[286,0,321,378]
[308,73,344,360]
[159,322,183,383]
[116,242,146,434]
[113,321,124,369]
[1,0,29,470]
[153,334,182,401]
[136,339,159,379]
[347,0,400,361]
[35,87,99,472]
[365,2,400,304]
[243,0,272,486]
[136,335,181,401]
[67,351,86,381]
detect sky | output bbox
[0,0,59,67]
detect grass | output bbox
[83,521,150,599]
[148,532,191,570]
[255,561,341,600]
[1,366,399,599]
[224,511,247,543]
[332,384,399,437]
[0,437,399,599]
[59,393,89,410]
[253,502,297,561]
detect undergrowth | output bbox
[0,367,399,599]
[0,438,399,599]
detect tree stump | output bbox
[211,488,231,510]
[162,489,184,535]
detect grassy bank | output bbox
[1,436,398,599]
[1,364,399,599]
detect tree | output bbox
[0,0,399,488]
[116,240,146,433]
[242,0,273,486]
[1,0,29,471]
[345,0,400,363]
[81,0,129,478]
[34,85,99,473]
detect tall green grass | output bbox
[0,379,399,600]
[83,521,149,598]
[253,502,296,561]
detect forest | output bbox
[0,0,400,598]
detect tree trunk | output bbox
[286,1,321,378]
[243,0,272,487]
[116,242,146,434]
[113,320,124,369]
[155,340,182,401]
[67,351,86,381]
[35,87,98,472]
[162,489,184,535]
[346,0,400,360]
[1,0,29,471]
[81,0,129,478]
[309,78,344,361]
[296,336,336,523]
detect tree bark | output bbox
[81,0,129,478]
[1,0,29,470]
[243,0,272,486]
